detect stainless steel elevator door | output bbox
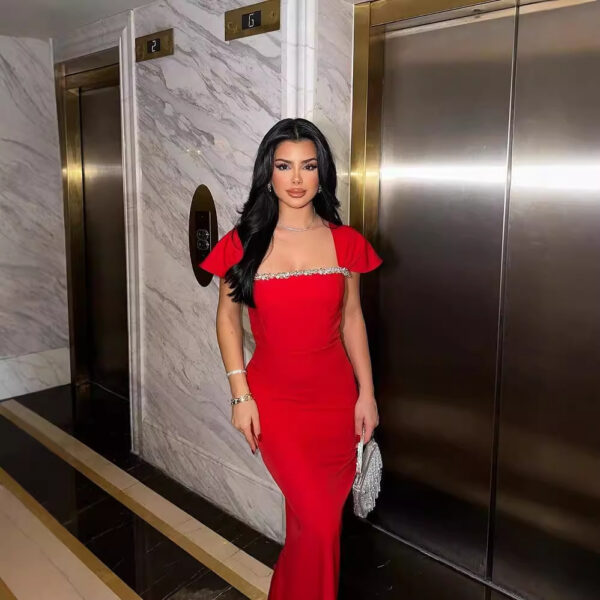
[374,9,516,574]
[494,2,600,599]
[80,85,129,398]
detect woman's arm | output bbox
[340,273,379,443]
[215,277,261,453]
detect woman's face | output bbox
[271,139,319,207]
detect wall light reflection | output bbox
[380,162,600,192]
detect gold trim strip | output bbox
[0,401,271,600]
[65,64,120,91]
[56,53,122,385]
[54,60,77,384]
[0,467,141,600]
[63,87,90,386]
[363,30,384,244]
[0,576,17,600]
[371,0,505,26]
[349,3,371,231]
[350,3,384,241]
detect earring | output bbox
[318,184,322,193]
[267,182,273,193]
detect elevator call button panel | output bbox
[195,210,211,261]
[190,184,218,286]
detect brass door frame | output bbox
[55,55,120,387]
[350,0,517,238]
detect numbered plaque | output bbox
[225,1,280,41]
[135,29,174,62]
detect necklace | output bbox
[276,208,317,232]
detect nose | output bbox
[292,168,302,184]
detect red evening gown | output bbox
[199,221,383,600]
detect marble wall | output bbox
[134,0,286,541]
[0,36,69,400]
[314,0,353,220]
[134,0,355,543]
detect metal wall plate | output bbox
[225,0,280,41]
[135,28,174,62]
[190,185,218,286]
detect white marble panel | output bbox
[140,233,273,483]
[0,36,68,366]
[117,12,145,455]
[281,0,353,215]
[134,0,283,537]
[141,420,285,543]
[281,0,317,118]
[52,11,130,63]
[314,0,353,217]
[0,348,70,400]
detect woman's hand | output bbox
[355,392,379,444]
[232,398,261,454]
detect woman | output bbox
[199,118,382,599]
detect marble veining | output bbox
[141,421,285,543]
[134,0,284,541]
[52,11,130,63]
[314,0,353,219]
[0,348,70,400]
[0,35,69,398]
[280,0,316,119]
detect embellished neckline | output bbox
[254,266,351,281]
[254,221,346,281]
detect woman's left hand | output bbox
[355,392,379,444]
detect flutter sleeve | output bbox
[343,225,383,273]
[199,228,243,277]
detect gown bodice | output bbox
[199,221,383,356]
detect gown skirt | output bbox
[199,222,383,600]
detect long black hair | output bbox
[224,118,343,307]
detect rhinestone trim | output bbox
[254,266,351,280]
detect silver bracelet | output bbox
[231,392,254,406]
[226,368,246,377]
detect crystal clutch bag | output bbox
[352,426,383,518]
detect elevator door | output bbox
[373,8,516,575]
[370,1,600,598]
[493,2,600,599]
[80,84,129,398]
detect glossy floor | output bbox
[0,385,512,599]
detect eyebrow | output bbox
[274,158,318,164]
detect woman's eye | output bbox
[275,163,317,171]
